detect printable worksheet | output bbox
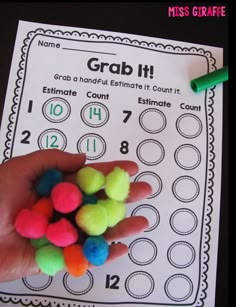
[0,21,223,307]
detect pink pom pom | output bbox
[51,182,83,213]
[46,218,78,247]
[14,208,48,239]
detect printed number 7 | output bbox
[123,110,132,123]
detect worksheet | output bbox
[0,20,223,307]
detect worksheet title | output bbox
[87,57,154,79]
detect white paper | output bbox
[0,20,223,307]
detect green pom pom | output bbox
[75,204,108,236]
[97,199,126,227]
[105,167,130,201]
[35,244,65,276]
[76,167,105,195]
[30,236,50,249]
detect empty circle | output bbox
[164,274,193,301]
[139,108,167,133]
[137,139,165,166]
[167,241,195,268]
[63,271,93,295]
[22,275,52,291]
[176,114,202,138]
[129,238,158,265]
[131,204,160,232]
[170,208,198,235]
[125,271,154,299]
[172,176,200,202]
[174,144,201,170]
[134,172,162,199]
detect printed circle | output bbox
[38,129,67,151]
[131,204,160,232]
[134,172,162,199]
[129,238,158,265]
[136,139,165,166]
[174,144,201,170]
[164,274,193,301]
[63,271,93,295]
[139,108,167,133]
[81,102,109,128]
[167,241,195,268]
[125,271,154,299]
[170,208,198,235]
[176,113,202,138]
[172,176,200,202]
[22,275,52,291]
[77,133,106,160]
[42,97,71,123]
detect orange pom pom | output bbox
[63,244,89,277]
[32,197,54,219]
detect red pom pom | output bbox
[14,208,48,239]
[46,218,78,247]
[31,197,54,219]
[51,182,83,213]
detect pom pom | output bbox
[97,199,126,227]
[36,169,63,196]
[14,208,48,239]
[75,204,108,236]
[83,236,109,266]
[82,192,98,205]
[31,197,54,219]
[76,167,105,195]
[63,244,89,277]
[105,167,130,201]
[30,236,50,249]
[35,244,65,276]
[46,218,78,247]
[51,182,83,213]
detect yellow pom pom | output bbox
[105,167,130,201]
[97,199,126,227]
[76,167,105,195]
[75,204,108,236]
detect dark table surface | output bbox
[0,2,228,306]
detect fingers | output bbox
[104,216,149,242]
[10,149,86,178]
[96,181,152,203]
[86,160,139,176]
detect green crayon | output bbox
[190,66,228,93]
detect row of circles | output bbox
[42,99,203,139]
[37,130,201,170]
[131,205,198,236]
[22,271,193,302]
[128,238,195,268]
[134,172,200,203]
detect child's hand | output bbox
[0,149,152,282]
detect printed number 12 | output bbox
[105,274,120,289]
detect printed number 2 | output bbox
[105,274,120,289]
[20,130,31,144]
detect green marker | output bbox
[190,66,228,93]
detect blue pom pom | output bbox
[83,236,109,266]
[82,192,98,205]
[36,169,63,196]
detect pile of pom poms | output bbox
[14,166,130,277]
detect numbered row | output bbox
[40,98,203,138]
[22,270,194,302]
[21,130,201,170]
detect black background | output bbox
[0,2,228,307]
